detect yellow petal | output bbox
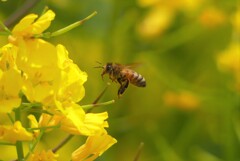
[163,91,200,110]
[32,10,55,34]
[16,39,61,103]
[61,104,108,136]
[0,68,22,113]
[0,121,33,143]
[59,63,87,102]
[17,39,58,69]
[199,7,226,28]
[27,150,58,161]
[137,6,174,38]
[217,42,240,73]
[56,44,87,102]
[72,134,117,161]
[0,98,21,113]
[0,43,18,71]
[12,14,38,35]
[22,80,55,103]
[231,9,240,34]
[12,10,55,37]
[28,114,40,137]
[39,113,62,132]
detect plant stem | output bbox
[52,135,74,153]
[25,130,44,160]
[87,84,110,112]
[82,100,115,110]
[0,142,15,146]
[0,21,11,34]
[14,107,24,161]
[3,0,40,28]
[7,113,14,124]
[34,11,97,38]
[133,142,144,161]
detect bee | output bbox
[96,62,146,97]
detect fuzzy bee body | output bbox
[99,63,146,97]
[121,68,146,87]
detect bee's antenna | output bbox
[94,61,104,68]
[94,66,104,69]
[96,61,102,65]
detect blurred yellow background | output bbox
[0,0,239,161]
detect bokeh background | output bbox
[0,0,239,161]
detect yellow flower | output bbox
[38,103,109,136]
[0,43,18,71]
[231,8,240,34]
[5,9,61,105]
[5,9,87,111]
[0,121,33,143]
[217,42,240,73]
[72,134,117,161]
[163,90,200,110]
[217,42,240,91]
[0,44,22,113]
[27,150,58,161]
[137,0,159,7]
[10,10,55,39]
[0,68,22,113]
[56,45,87,103]
[199,7,226,28]
[37,113,62,133]
[61,103,109,136]
[28,114,40,137]
[17,39,61,104]
[137,5,175,38]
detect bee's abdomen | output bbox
[130,72,146,87]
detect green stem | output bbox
[14,107,24,161]
[50,11,97,37]
[0,21,11,34]
[82,100,115,110]
[25,130,44,160]
[34,11,97,38]
[0,142,16,146]
[27,124,60,131]
[52,134,74,153]
[133,142,144,161]
[7,113,14,124]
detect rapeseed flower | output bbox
[199,7,226,28]
[217,42,240,91]
[0,121,33,143]
[27,150,58,161]
[163,90,200,110]
[0,44,22,113]
[0,9,116,161]
[72,134,117,161]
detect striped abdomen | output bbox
[125,70,146,87]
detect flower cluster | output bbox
[217,8,240,92]
[0,10,116,160]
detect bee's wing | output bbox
[124,62,142,69]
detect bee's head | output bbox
[101,63,113,77]
[94,62,113,78]
[104,63,113,73]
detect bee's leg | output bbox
[109,73,117,82]
[117,78,122,85]
[118,80,129,97]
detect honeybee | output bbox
[96,62,146,97]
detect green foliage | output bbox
[0,0,239,161]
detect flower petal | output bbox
[32,10,55,34]
[0,121,33,143]
[12,14,38,35]
[72,134,117,161]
